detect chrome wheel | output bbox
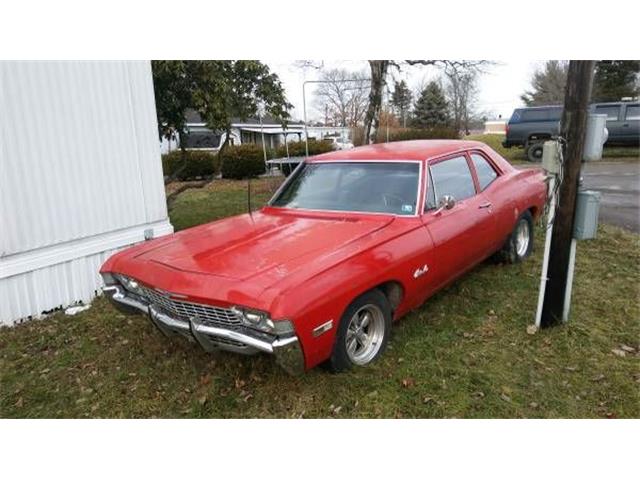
[345,304,385,365]
[515,219,530,257]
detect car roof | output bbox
[514,105,562,110]
[308,140,487,162]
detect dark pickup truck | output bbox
[503,101,640,161]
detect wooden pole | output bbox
[540,60,595,328]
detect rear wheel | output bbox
[497,211,534,264]
[328,289,392,372]
[526,142,544,162]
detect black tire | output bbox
[328,289,392,373]
[496,210,534,264]
[526,143,544,162]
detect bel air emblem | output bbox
[413,264,429,279]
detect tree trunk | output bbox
[363,61,389,144]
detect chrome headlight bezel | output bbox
[231,306,294,336]
[113,273,144,297]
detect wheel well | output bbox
[528,206,539,220]
[526,134,551,145]
[373,281,404,311]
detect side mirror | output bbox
[435,194,456,215]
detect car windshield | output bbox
[270,161,420,215]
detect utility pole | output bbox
[540,60,596,328]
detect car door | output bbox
[468,151,508,252]
[621,103,640,145]
[421,153,496,289]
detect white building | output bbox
[160,110,352,154]
[161,110,306,153]
[483,119,508,135]
[0,61,173,326]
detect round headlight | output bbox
[232,306,275,333]
[115,274,144,296]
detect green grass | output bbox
[465,134,528,163]
[169,178,278,231]
[466,134,640,164]
[1,179,639,418]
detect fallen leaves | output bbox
[401,377,415,388]
[328,404,342,415]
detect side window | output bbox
[625,104,640,121]
[520,107,562,122]
[429,155,476,204]
[470,153,498,191]
[595,105,621,121]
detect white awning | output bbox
[239,127,304,135]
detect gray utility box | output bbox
[573,190,601,240]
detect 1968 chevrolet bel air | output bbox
[100,140,546,374]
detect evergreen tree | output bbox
[391,80,413,127]
[412,81,450,128]
[592,60,640,102]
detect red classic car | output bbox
[100,140,546,374]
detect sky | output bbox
[267,60,547,123]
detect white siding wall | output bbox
[0,61,173,325]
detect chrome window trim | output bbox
[267,159,424,218]
[425,166,438,212]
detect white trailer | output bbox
[0,61,173,325]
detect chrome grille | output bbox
[140,286,242,329]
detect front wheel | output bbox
[526,143,544,162]
[328,289,392,372]
[497,211,534,264]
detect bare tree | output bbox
[363,60,489,143]
[521,60,568,106]
[444,64,479,135]
[314,68,369,127]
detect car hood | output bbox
[134,208,395,281]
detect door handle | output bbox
[479,202,492,209]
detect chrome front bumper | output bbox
[102,285,305,375]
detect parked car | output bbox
[503,101,640,161]
[325,136,354,150]
[503,105,562,162]
[591,101,639,146]
[101,140,546,374]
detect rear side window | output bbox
[625,104,640,120]
[520,107,562,122]
[595,105,621,121]
[470,153,498,191]
[430,156,476,203]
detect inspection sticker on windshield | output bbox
[402,204,414,213]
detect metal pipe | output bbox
[535,176,556,328]
[562,238,577,322]
[259,112,267,167]
[303,81,309,157]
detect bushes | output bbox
[220,144,267,179]
[352,126,459,146]
[277,139,334,158]
[162,150,219,180]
